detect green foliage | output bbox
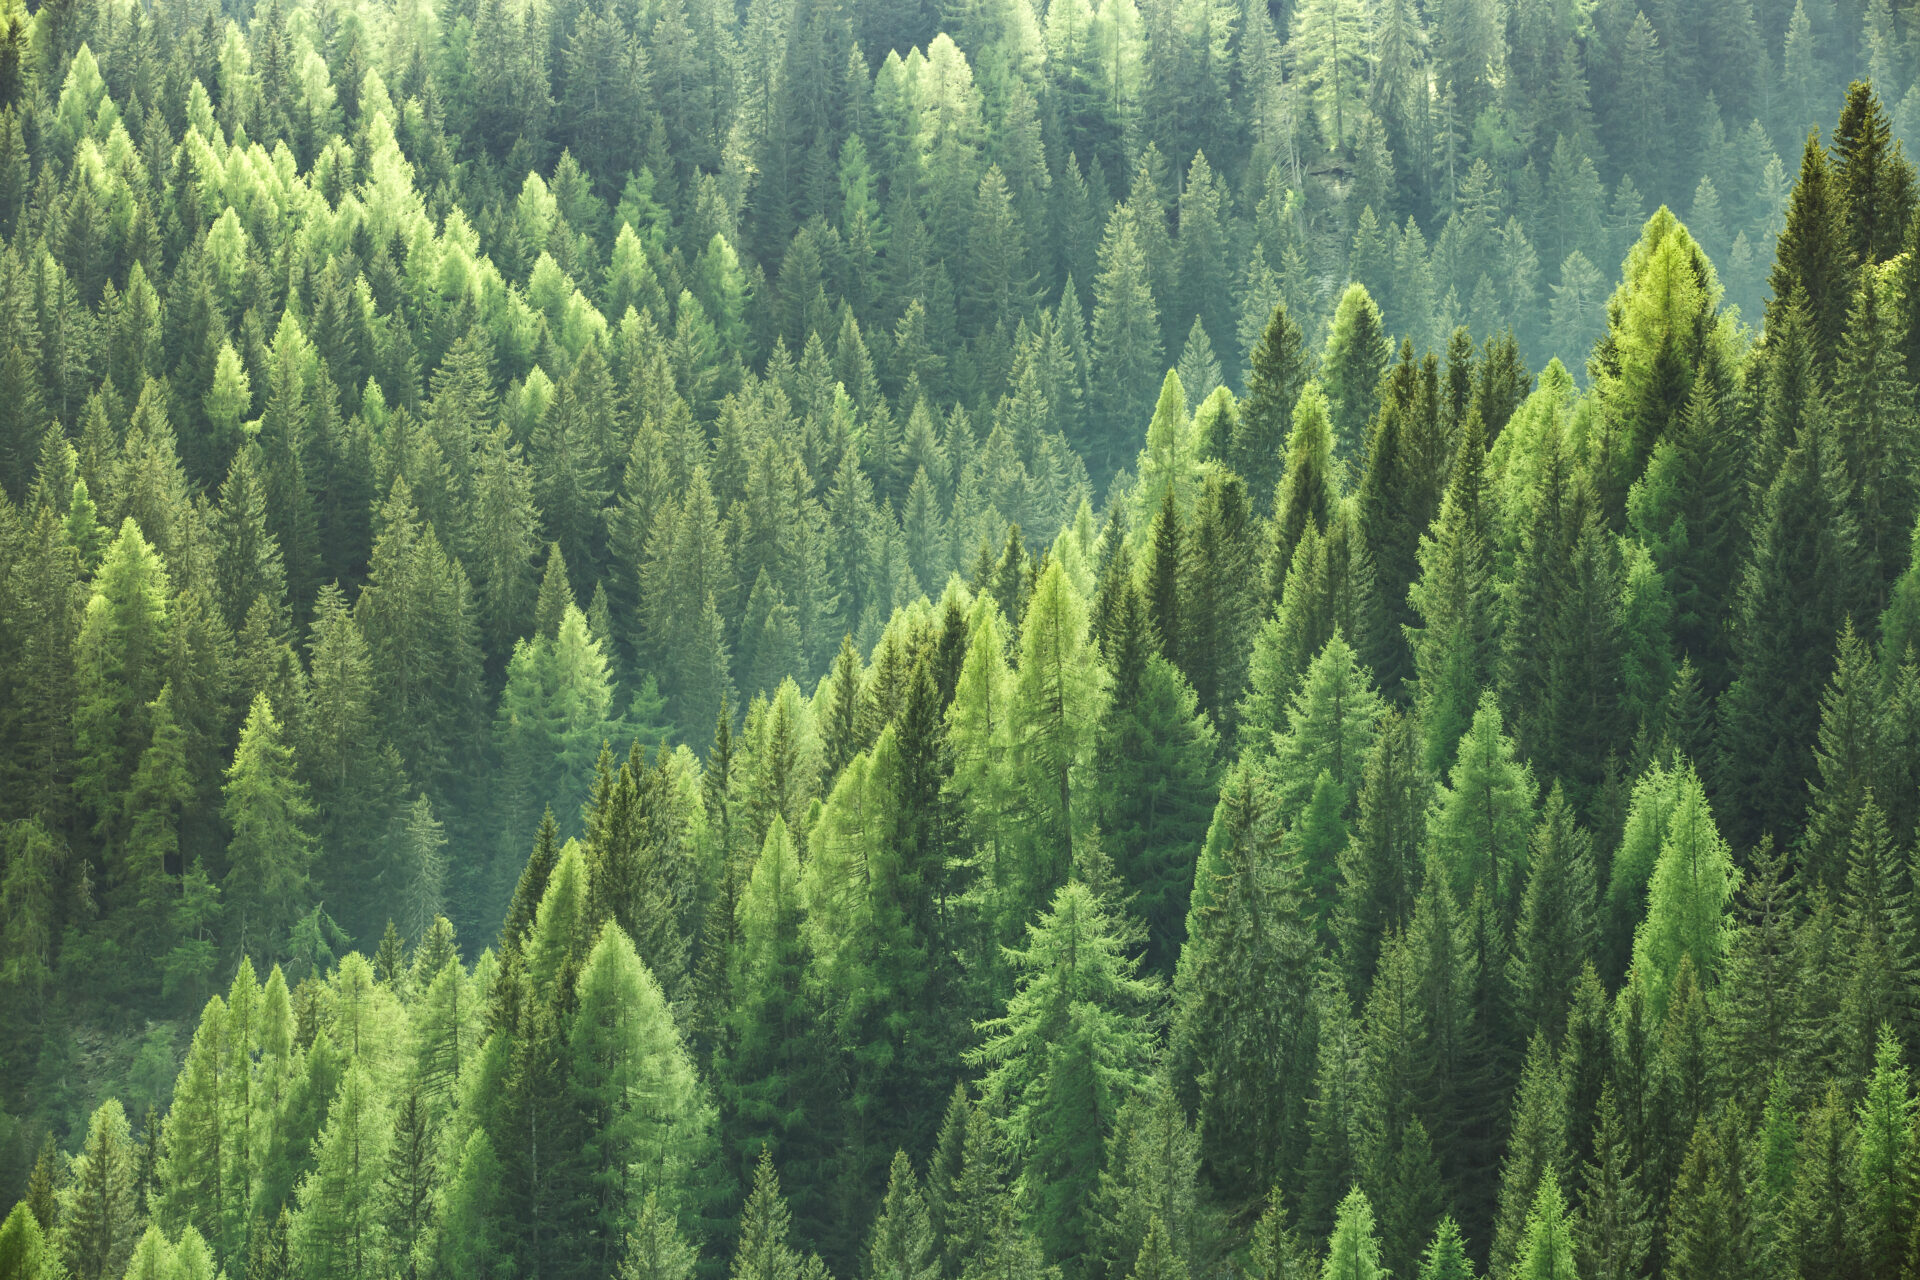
[1426,694,1535,917]
[1629,766,1739,1019]
[5,18,1920,1280]
[223,694,317,963]
[971,881,1158,1260]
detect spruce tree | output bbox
[866,1151,937,1280]
[1234,301,1311,511]
[1268,383,1339,605]
[1572,1086,1650,1280]
[1489,1035,1567,1280]
[730,1152,800,1280]
[1846,1025,1917,1280]
[56,1100,139,1280]
[1507,786,1597,1043]
[223,693,317,963]
[1405,414,1496,774]
[970,881,1158,1261]
[1169,764,1317,1209]
[1320,286,1389,468]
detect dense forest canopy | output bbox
[7,0,1920,1278]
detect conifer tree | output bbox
[1170,764,1317,1208]
[730,1152,800,1280]
[1846,1025,1917,1280]
[1512,1171,1575,1280]
[1629,767,1738,1019]
[1664,1108,1756,1280]
[1010,561,1108,911]
[1507,787,1597,1043]
[1090,1083,1204,1280]
[865,1152,937,1280]
[618,1194,696,1280]
[0,1203,56,1280]
[1091,211,1163,473]
[1572,1086,1650,1280]
[1269,383,1339,604]
[1353,344,1444,694]
[1426,694,1536,917]
[1181,469,1261,724]
[1405,415,1496,773]
[292,1061,389,1280]
[720,818,834,1226]
[1331,712,1423,995]
[1095,609,1218,967]
[223,693,317,962]
[120,683,194,965]
[1320,286,1389,467]
[1414,1217,1473,1280]
[970,881,1158,1261]
[567,923,715,1259]
[1321,1188,1385,1280]
[1125,1216,1189,1280]
[1489,1035,1567,1280]
[73,518,173,837]
[1832,81,1915,266]
[56,1100,139,1280]
[1233,302,1311,513]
